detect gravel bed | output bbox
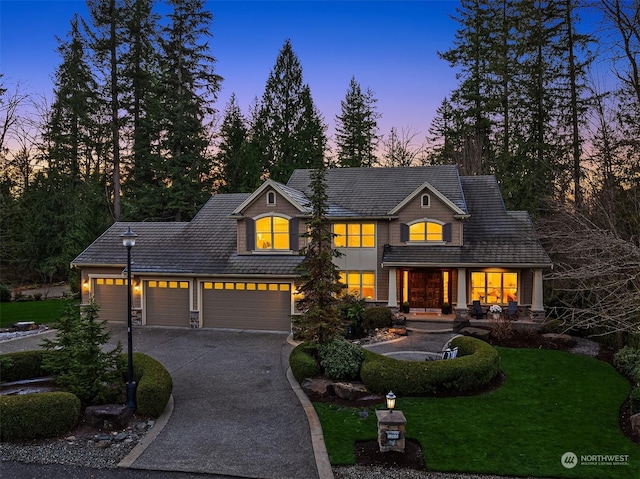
[0,420,153,469]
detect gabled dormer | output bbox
[229,179,309,255]
[388,181,470,247]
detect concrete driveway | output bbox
[1,325,321,479]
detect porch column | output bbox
[387,267,398,308]
[456,268,468,318]
[530,268,545,322]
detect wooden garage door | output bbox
[93,278,128,322]
[145,280,190,327]
[202,281,291,331]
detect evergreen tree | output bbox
[250,40,327,183]
[41,299,124,406]
[294,164,344,344]
[215,94,260,193]
[335,77,380,167]
[155,0,222,221]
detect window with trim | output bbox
[332,223,375,248]
[267,191,276,205]
[339,271,375,299]
[421,194,430,207]
[256,216,289,250]
[470,272,518,304]
[409,221,443,241]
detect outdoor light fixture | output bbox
[82,281,89,290]
[386,391,396,412]
[121,226,138,410]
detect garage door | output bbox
[93,278,128,322]
[201,281,291,331]
[145,280,190,327]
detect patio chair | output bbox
[471,300,487,319]
[506,301,518,320]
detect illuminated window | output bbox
[339,271,375,299]
[256,216,289,250]
[471,272,518,304]
[409,221,443,242]
[332,223,375,248]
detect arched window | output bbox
[255,216,289,250]
[409,221,443,242]
[266,191,276,205]
[421,194,430,208]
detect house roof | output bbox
[72,166,550,275]
[381,175,551,267]
[287,165,468,216]
[72,193,303,276]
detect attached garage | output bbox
[201,281,292,331]
[93,278,128,322]
[144,280,191,327]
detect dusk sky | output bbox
[1,0,461,145]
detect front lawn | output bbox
[315,347,640,478]
[0,299,77,328]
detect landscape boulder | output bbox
[84,404,132,430]
[333,381,371,401]
[459,327,491,339]
[300,378,334,400]
[631,413,640,437]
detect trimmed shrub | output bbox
[290,342,321,383]
[130,352,173,418]
[319,339,365,381]
[613,346,640,384]
[360,336,500,396]
[0,284,11,302]
[362,307,393,331]
[0,392,81,441]
[0,350,53,382]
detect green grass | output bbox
[0,299,77,327]
[315,347,640,478]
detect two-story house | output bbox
[72,166,552,331]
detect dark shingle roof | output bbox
[72,193,302,276]
[287,165,468,216]
[382,176,551,266]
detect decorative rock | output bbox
[333,381,371,401]
[542,333,577,348]
[13,321,38,331]
[84,404,133,430]
[630,413,640,437]
[114,432,128,442]
[389,326,408,336]
[300,378,334,400]
[459,327,491,339]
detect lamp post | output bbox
[386,391,396,412]
[121,227,138,410]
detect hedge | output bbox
[362,307,393,331]
[290,342,321,383]
[360,336,500,396]
[0,392,81,441]
[129,352,173,418]
[0,350,53,382]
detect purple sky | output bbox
[1,0,461,145]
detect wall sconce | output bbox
[134,281,140,293]
[386,391,396,412]
[82,281,89,290]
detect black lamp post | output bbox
[121,227,138,410]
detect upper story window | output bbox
[256,215,289,250]
[409,221,443,242]
[333,223,375,248]
[266,191,276,205]
[421,194,430,208]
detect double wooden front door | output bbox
[409,271,442,309]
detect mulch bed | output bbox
[355,438,426,470]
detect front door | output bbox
[408,271,442,309]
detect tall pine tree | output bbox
[335,77,380,168]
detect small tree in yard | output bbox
[41,298,124,406]
[294,165,345,344]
